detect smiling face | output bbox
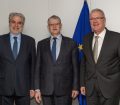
[9,15,24,35]
[48,17,62,37]
[90,10,106,35]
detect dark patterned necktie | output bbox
[52,37,57,62]
[13,37,18,59]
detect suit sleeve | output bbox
[80,39,86,87]
[34,42,41,90]
[30,39,36,90]
[72,43,80,90]
[80,52,86,87]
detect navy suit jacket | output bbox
[35,35,79,96]
[0,33,36,96]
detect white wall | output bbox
[0,0,120,41]
[0,0,120,105]
[90,0,120,32]
[0,0,49,42]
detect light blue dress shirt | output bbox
[10,33,21,54]
[50,34,62,60]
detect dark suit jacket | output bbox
[35,35,79,96]
[80,29,120,98]
[0,33,36,96]
[0,96,2,105]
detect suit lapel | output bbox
[47,35,65,63]
[87,34,95,64]
[56,36,65,63]
[97,30,110,63]
[5,33,25,61]
[16,34,24,60]
[46,37,54,62]
[47,35,69,63]
[86,30,110,64]
[5,34,15,60]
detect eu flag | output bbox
[73,0,91,105]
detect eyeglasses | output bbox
[90,17,104,21]
[49,23,61,27]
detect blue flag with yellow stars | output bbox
[73,0,92,105]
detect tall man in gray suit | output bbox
[34,15,79,105]
[80,8,120,105]
[0,12,36,105]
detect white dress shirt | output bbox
[92,29,106,59]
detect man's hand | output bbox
[30,90,35,98]
[34,90,42,103]
[71,90,79,99]
[80,86,86,95]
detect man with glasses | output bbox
[0,12,36,105]
[34,15,79,105]
[80,8,120,105]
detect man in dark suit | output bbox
[34,15,79,105]
[0,12,36,105]
[80,8,120,105]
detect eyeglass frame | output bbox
[90,17,105,21]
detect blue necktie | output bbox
[52,37,57,62]
[13,37,18,59]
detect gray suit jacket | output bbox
[35,35,79,96]
[80,29,120,98]
[0,33,36,96]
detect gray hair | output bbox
[9,12,25,25]
[48,15,61,24]
[91,8,106,19]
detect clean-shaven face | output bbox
[90,11,106,35]
[48,18,62,36]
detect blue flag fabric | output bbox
[73,0,91,59]
[73,0,92,105]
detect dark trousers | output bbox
[2,95,30,105]
[42,94,72,105]
[86,79,119,105]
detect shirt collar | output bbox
[50,34,62,40]
[10,33,21,40]
[94,29,106,39]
